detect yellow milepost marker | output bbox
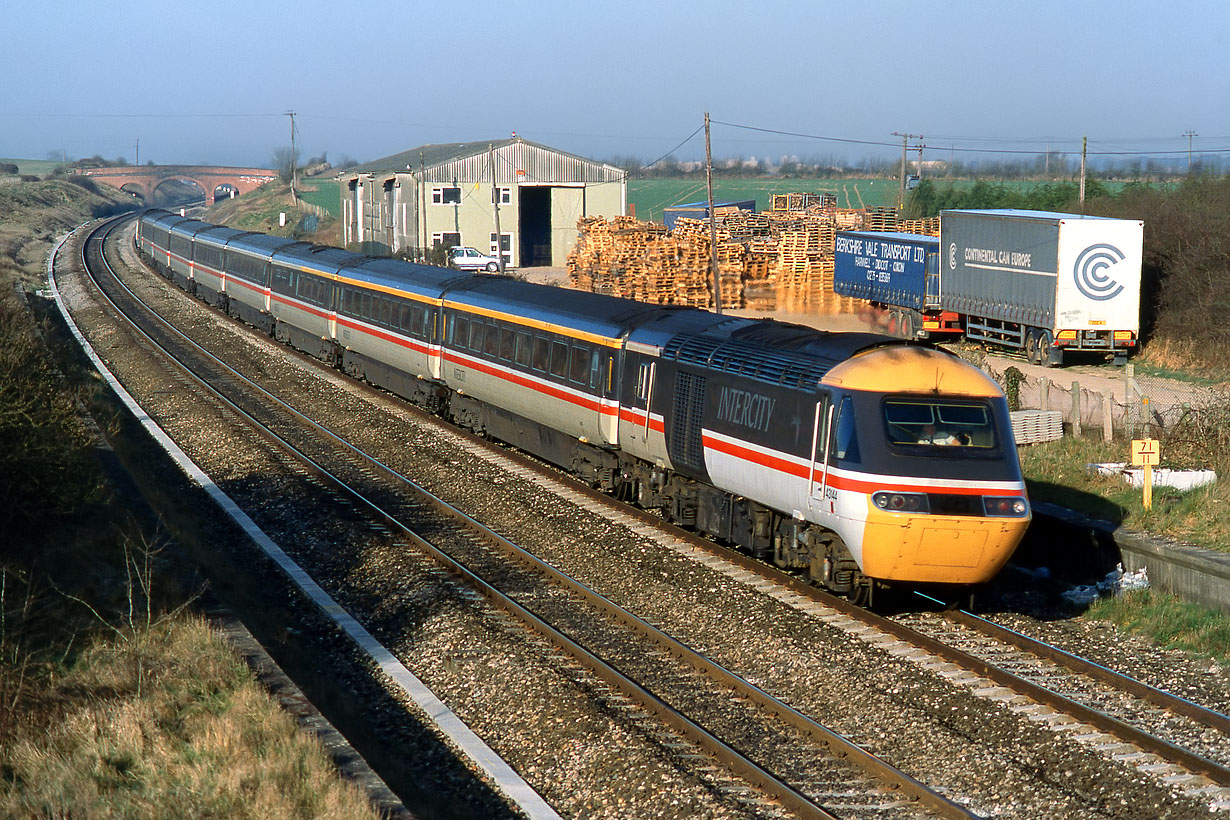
[1131,438,1160,510]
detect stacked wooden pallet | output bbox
[897,216,941,236]
[862,207,899,232]
[567,204,908,314]
[567,215,743,309]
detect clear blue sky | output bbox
[3,0,1227,170]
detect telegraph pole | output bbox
[419,152,427,263]
[1078,136,1087,210]
[704,112,721,314]
[489,144,504,273]
[286,110,297,203]
[893,131,922,209]
[134,138,139,167]
[1183,130,1197,172]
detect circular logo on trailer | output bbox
[948,243,957,270]
[1073,243,1126,300]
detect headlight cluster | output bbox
[872,492,929,513]
[983,496,1029,517]
[873,492,1029,517]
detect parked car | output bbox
[450,246,502,272]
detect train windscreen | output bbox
[882,400,996,449]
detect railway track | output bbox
[76,217,986,818]
[56,214,1230,818]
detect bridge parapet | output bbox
[78,165,278,205]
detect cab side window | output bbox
[830,396,860,463]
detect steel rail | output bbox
[463,431,1230,789]
[944,608,1230,735]
[81,218,858,820]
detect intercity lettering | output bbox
[716,386,775,432]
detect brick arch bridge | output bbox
[78,165,279,205]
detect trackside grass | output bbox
[1085,590,1230,665]
[0,188,380,820]
[0,616,380,820]
[1017,435,1230,662]
[1017,435,1230,551]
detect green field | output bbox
[627,178,900,222]
[626,176,1138,224]
[0,158,63,176]
[297,178,340,214]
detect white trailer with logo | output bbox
[940,209,1143,366]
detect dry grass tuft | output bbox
[0,616,380,820]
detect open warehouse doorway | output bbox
[519,186,552,267]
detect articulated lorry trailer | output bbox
[834,209,1144,366]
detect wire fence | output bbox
[986,362,1228,464]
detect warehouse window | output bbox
[431,231,461,248]
[432,186,461,205]
[491,187,511,205]
[490,232,513,267]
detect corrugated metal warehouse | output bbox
[341,136,626,267]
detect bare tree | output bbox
[272,146,299,183]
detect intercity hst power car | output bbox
[138,209,1030,603]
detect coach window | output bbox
[271,266,292,292]
[499,327,515,361]
[531,336,549,372]
[484,324,501,357]
[468,319,485,352]
[516,332,533,368]
[569,345,591,385]
[451,315,469,347]
[549,340,570,380]
[410,306,425,337]
[592,353,605,390]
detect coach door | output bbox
[807,394,834,512]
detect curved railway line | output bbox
[51,213,1230,819]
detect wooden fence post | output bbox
[1102,391,1114,442]
[1039,377,1050,413]
[1071,381,1082,436]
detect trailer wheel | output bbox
[1024,330,1041,364]
[886,310,900,337]
[902,311,919,339]
[1038,330,1061,367]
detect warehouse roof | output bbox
[348,136,624,184]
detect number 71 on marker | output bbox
[1131,439,1160,467]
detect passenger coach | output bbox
[135,208,1031,602]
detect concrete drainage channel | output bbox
[1025,502,1230,614]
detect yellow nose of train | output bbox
[823,345,1031,587]
[861,509,1031,585]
